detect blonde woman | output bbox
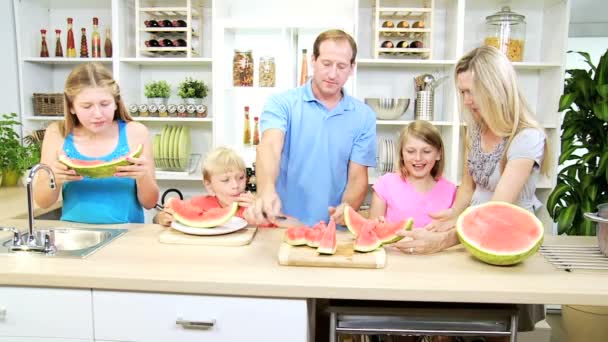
[35,63,159,223]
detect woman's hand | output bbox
[424,208,458,232]
[114,156,152,180]
[393,229,451,255]
[52,154,83,185]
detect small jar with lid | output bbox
[259,56,276,87]
[484,6,526,62]
[233,49,254,87]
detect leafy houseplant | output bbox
[177,77,208,102]
[144,80,171,105]
[0,113,41,186]
[547,49,608,235]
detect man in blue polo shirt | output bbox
[246,29,376,226]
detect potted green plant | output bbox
[177,77,208,105]
[0,113,41,187]
[547,49,608,341]
[144,80,171,106]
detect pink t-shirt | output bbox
[373,173,457,228]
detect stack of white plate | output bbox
[377,136,395,175]
[153,125,192,171]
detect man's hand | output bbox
[328,203,348,225]
[244,190,282,225]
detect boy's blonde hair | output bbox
[396,120,445,180]
[61,62,132,137]
[202,147,246,182]
[455,46,550,175]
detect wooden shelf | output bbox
[120,57,212,65]
[23,57,112,65]
[134,117,212,123]
[357,58,455,67]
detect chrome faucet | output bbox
[10,164,56,252]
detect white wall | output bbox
[566,37,608,69]
[0,0,21,124]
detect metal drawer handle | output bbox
[176,318,216,330]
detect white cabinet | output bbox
[92,290,309,342]
[0,286,93,340]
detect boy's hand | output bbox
[236,191,256,207]
[155,210,174,227]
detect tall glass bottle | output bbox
[66,17,76,57]
[253,116,260,145]
[80,28,89,57]
[91,17,101,58]
[104,27,113,57]
[242,106,251,145]
[39,29,49,57]
[299,49,309,86]
[54,29,63,57]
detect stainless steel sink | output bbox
[0,227,127,258]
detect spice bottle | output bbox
[233,50,254,87]
[104,27,113,57]
[128,104,139,117]
[148,104,159,117]
[253,116,260,145]
[91,17,101,58]
[299,49,309,86]
[484,6,526,62]
[242,106,251,145]
[40,29,49,57]
[167,104,177,117]
[138,104,149,117]
[158,104,168,117]
[54,29,63,57]
[80,28,89,57]
[195,104,207,118]
[259,56,276,87]
[66,17,76,57]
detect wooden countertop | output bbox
[0,187,62,221]
[0,219,606,306]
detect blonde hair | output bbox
[202,147,246,182]
[396,120,445,180]
[61,62,132,137]
[455,46,550,175]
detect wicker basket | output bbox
[33,93,64,116]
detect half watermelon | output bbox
[171,199,238,228]
[59,143,143,178]
[456,201,544,266]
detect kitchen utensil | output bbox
[415,90,434,121]
[171,217,248,235]
[583,203,608,256]
[154,188,183,211]
[278,236,386,269]
[365,98,410,120]
[429,75,448,91]
[160,226,256,246]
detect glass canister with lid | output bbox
[233,49,254,87]
[484,6,526,62]
[259,56,276,87]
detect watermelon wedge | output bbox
[317,219,337,255]
[344,205,370,237]
[172,200,238,228]
[374,218,413,244]
[285,226,309,246]
[59,144,143,178]
[306,221,326,248]
[354,222,382,252]
[456,201,544,266]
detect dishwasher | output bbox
[327,301,519,342]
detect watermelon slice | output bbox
[172,200,238,228]
[456,201,544,266]
[354,222,383,252]
[59,144,143,178]
[285,226,308,246]
[317,219,337,255]
[344,205,370,237]
[306,221,327,248]
[374,218,413,244]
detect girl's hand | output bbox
[236,191,256,207]
[114,156,152,180]
[424,208,457,232]
[52,154,83,185]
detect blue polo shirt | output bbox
[260,80,377,226]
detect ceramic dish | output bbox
[171,217,248,236]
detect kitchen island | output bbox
[0,219,606,341]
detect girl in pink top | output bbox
[369,121,456,228]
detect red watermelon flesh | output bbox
[354,222,383,253]
[374,218,414,244]
[285,226,308,246]
[344,206,371,237]
[317,219,337,255]
[171,199,238,228]
[456,201,544,266]
[306,221,326,248]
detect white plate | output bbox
[170,217,248,236]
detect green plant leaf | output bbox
[592,100,608,121]
[547,183,571,218]
[559,145,579,164]
[568,50,597,73]
[557,204,578,234]
[595,49,608,86]
[581,219,596,236]
[558,93,576,111]
[597,153,608,177]
[597,84,608,99]
[587,184,599,201]
[581,151,599,166]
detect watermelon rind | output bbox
[344,205,369,237]
[173,201,238,228]
[376,218,414,244]
[59,144,143,178]
[456,201,544,266]
[354,225,383,253]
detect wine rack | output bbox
[372,0,434,59]
[135,0,203,57]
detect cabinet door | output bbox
[93,290,309,342]
[0,338,91,342]
[0,287,93,339]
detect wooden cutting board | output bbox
[277,235,386,269]
[158,227,257,246]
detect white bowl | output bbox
[365,98,410,120]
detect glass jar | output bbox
[233,49,254,87]
[484,6,526,62]
[259,56,276,87]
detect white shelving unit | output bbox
[12,0,570,230]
